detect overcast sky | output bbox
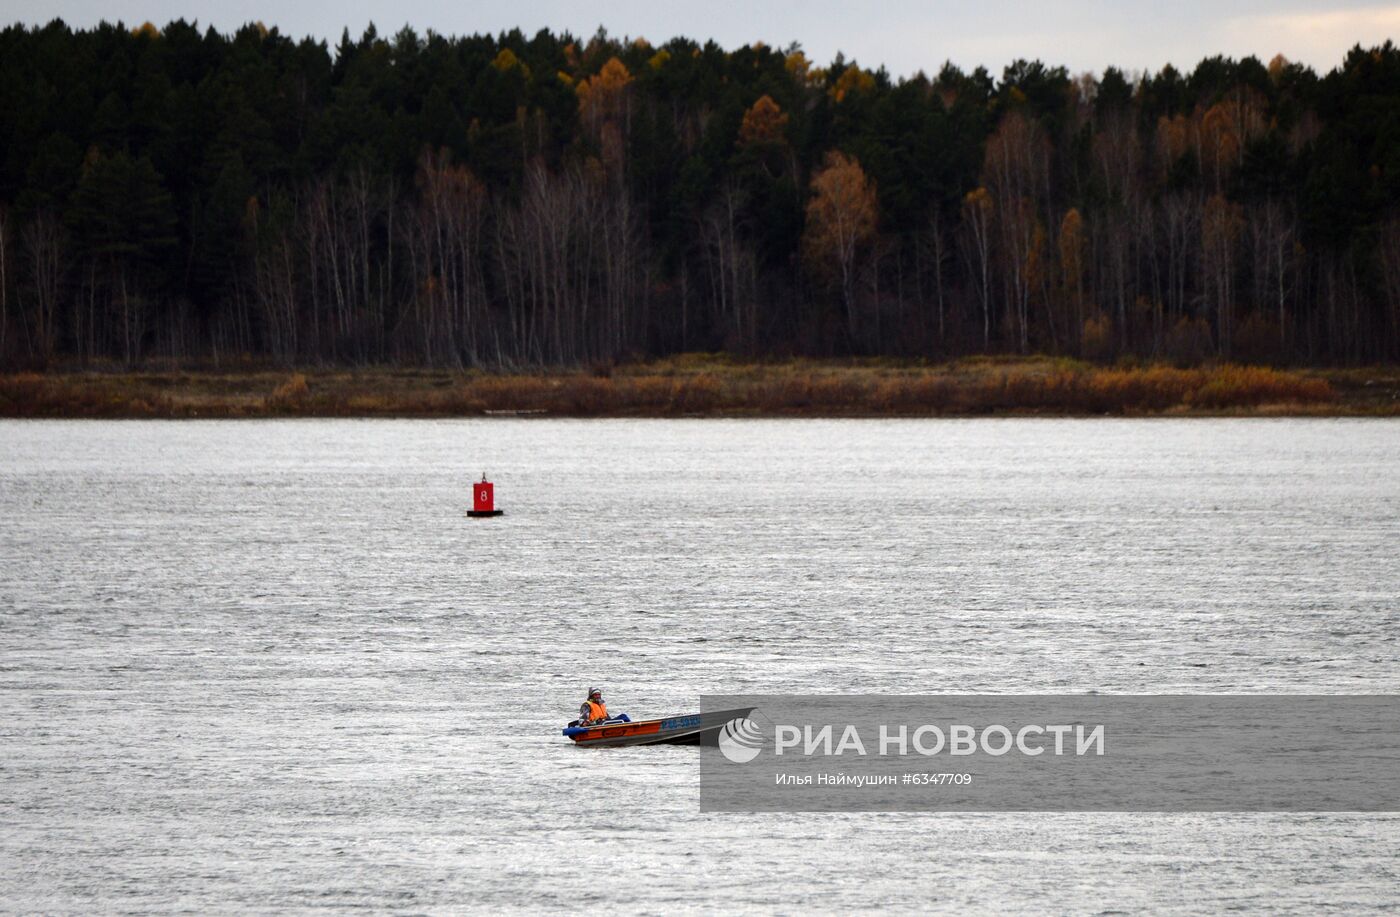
[10,0,1400,75]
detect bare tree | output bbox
[0,204,9,360]
[1381,215,1400,359]
[1250,198,1297,354]
[922,204,950,346]
[248,198,301,365]
[1202,194,1243,355]
[1094,113,1146,349]
[699,180,759,351]
[959,187,994,348]
[21,211,65,362]
[984,111,1050,352]
[409,148,487,366]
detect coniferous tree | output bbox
[0,22,1397,367]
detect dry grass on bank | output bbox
[0,356,1390,419]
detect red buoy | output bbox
[469,473,504,517]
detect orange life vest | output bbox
[586,700,607,722]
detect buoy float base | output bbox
[468,510,504,518]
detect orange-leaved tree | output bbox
[803,151,877,338]
[1058,207,1087,342]
[576,58,633,174]
[739,95,789,148]
[738,95,793,179]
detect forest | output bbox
[1,20,1399,370]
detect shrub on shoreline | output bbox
[0,359,1360,418]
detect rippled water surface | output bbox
[2,418,1399,913]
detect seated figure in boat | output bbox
[573,687,608,726]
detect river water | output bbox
[2,418,1398,913]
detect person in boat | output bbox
[577,687,608,726]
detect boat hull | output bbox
[562,707,757,747]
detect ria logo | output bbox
[718,717,764,763]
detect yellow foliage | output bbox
[963,186,992,213]
[557,70,573,87]
[132,21,160,38]
[648,50,671,71]
[598,57,632,85]
[492,48,530,78]
[415,148,485,201]
[1156,113,1193,173]
[785,50,810,84]
[738,95,789,147]
[829,67,874,103]
[577,57,633,126]
[1198,90,1265,185]
[1190,365,1333,408]
[802,151,878,279]
[268,374,309,409]
[1200,101,1240,174]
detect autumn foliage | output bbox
[738,95,789,147]
[0,359,1353,419]
[803,152,878,332]
[2,25,1399,371]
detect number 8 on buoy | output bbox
[468,473,504,518]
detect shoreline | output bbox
[3,357,1398,419]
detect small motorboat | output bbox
[562,706,757,747]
